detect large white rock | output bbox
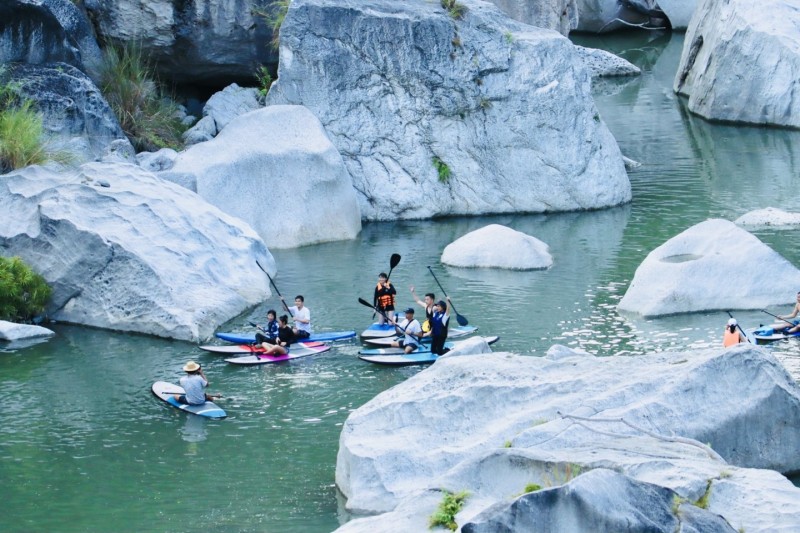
[735,207,800,228]
[268,0,630,221]
[485,0,578,35]
[0,320,55,341]
[617,219,800,317]
[182,83,263,146]
[334,346,800,532]
[0,163,274,341]
[167,105,361,249]
[441,224,553,270]
[674,0,800,128]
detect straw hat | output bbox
[183,361,201,372]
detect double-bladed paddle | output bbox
[359,297,422,342]
[427,266,468,326]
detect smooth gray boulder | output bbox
[735,208,800,228]
[618,219,800,317]
[485,0,578,35]
[182,83,262,146]
[83,0,275,85]
[167,105,361,249]
[675,0,800,129]
[441,224,553,270]
[268,0,630,221]
[334,345,800,532]
[8,62,127,163]
[575,45,641,77]
[136,148,178,172]
[0,163,274,341]
[0,320,55,341]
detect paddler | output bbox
[373,272,397,325]
[173,361,217,405]
[722,318,747,347]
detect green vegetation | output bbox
[0,256,52,321]
[429,490,469,531]
[542,463,582,488]
[523,483,542,493]
[441,0,467,20]
[256,65,273,97]
[432,156,451,184]
[694,480,712,509]
[503,440,512,448]
[0,67,48,173]
[671,494,685,515]
[254,0,291,50]
[504,31,514,44]
[98,42,186,152]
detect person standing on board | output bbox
[282,295,312,340]
[723,318,747,347]
[174,361,215,405]
[410,286,435,333]
[387,307,424,354]
[258,315,294,356]
[767,291,800,334]
[374,272,397,325]
[427,299,451,356]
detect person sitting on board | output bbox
[387,307,423,354]
[425,299,451,356]
[410,286,435,334]
[258,315,294,356]
[767,291,800,334]
[174,361,215,405]
[254,309,279,346]
[281,294,312,340]
[723,318,747,347]
[374,273,397,325]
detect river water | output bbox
[2,32,800,533]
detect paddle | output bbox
[358,297,422,342]
[760,309,796,328]
[725,311,751,344]
[427,266,468,326]
[256,260,294,317]
[372,253,401,320]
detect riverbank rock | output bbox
[165,105,361,249]
[0,0,80,68]
[8,62,127,163]
[334,345,800,532]
[182,83,262,146]
[675,0,800,129]
[735,207,800,228]
[617,219,800,317]
[441,224,553,270]
[575,45,641,77]
[486,0,578,35]
[82,0,275,85]
[267,0,630,221]
[0,320,55,341]
[0,163,273,342]
[575,0,665,33]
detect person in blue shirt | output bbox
[254,309,280,345]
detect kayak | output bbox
[746,326,800,344]
[151,381,226,419]
[358,335,499,356]
[225,341,331,365]
[360,325,478,347]
[359,323,478,341]
[215,330,355,344]
[203,342,326,355]
[358,336,499,366]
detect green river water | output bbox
[2,32,800,532]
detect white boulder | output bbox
[182,83,262,145]
[0,320,55,341]
[334,346,800,532]
[485,0,578,35]
[268,0,630,221]
[674,0,800,128]
[617,219,800,317]
[657,0,697,29]
[441,224,553,270]
[735,207,800,228]
[167,105,361,249]
[0,163,274,341]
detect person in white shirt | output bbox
[388,307,423,354]
[282,294,312,340]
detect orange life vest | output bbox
[723,328,741,347]
[375,282,395,309]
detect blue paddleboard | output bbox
[152,381,226,419]
[358,336,499,356]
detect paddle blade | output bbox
[390,253,401,269]
[456,313,469,326]
[358,297,376,309]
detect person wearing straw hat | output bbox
[174,361,215,405]
[723,318,747,347]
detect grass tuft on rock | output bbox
[0,67,48,173]
[429,490,469,531]
[0,256,52,321]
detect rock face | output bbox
[617,219,800,317]
[575,0,665,32]
[441,224,553,270]
[182,83,262,146]
[0,0,80,67]
[485,0,578,35]
[0,163,274,342]
[268,0,630,221]
[8,62,127,163]
[674,0,800,129]
[735,207,800,228]
[334,346,800,532]
[657,0,697,29]
[83,0,275,85]
[166,105,362,249]
[0,320,55,341]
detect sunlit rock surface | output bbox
[441,224,553,270]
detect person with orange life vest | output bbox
[373,272,397,325]
[723,318,747,347]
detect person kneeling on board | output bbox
[388,307,423,354]
[723,318,747,347]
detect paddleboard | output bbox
[747,326,800,344]
[215,330,356,344]
[361,325,478,347]
[225,341,331,365]
[151,381,226,419]
[359,322,399,339]
[358,336,499,356]
[199,340,329,355]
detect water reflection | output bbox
[180,413,208,443]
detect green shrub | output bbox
[98,43,185,152]
[432,156,451,184]
[523,483,542,493]
[441,0,467,19]
[0,67,48,173]
[429,490,469,531]
[256,65,273,97]
[253,0,291,50]
[0,256,52,321]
